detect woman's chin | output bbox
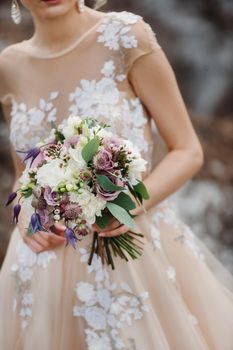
[35,1,74,19]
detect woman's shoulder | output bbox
[99,10,160,53]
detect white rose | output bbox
[68,147,86,169]
[96,128,113,139]
[128,157,147,185]
[76,282,95,303]
[36,158,67,188]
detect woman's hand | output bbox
[92,217,129,238]
[18,215,66,253]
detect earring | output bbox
[77,0,85,13]
[11,0,22,24]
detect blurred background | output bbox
[0,0,233,271]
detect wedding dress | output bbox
[0,10,233,350]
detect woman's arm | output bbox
[128,48,204,215]
[97,48,204,237]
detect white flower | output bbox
[128,157,147,185]
[70,189,106,224]
[36,158,67,188]
[62,115,82,139]
[76,282,95,303]
[68,148,86,171]
[85,306,107,330]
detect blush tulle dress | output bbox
[0,10,233,350]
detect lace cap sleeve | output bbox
[125,17,162,75]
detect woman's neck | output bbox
[30,7,99,50]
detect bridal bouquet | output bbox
[6,116,149,269]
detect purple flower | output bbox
[102,136,121,152]
[30,212,47,233]
[94,149,114,171]
[22,147,41,167]
[63,203,82,220]
[5,192,17,206]
[96,175,123,201]
[44,187,59,206]
[37,208,54,229]
[12,203,21,223]
[65,228,78,249]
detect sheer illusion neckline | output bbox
[19,14,109,59]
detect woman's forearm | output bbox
[133,147,204,215]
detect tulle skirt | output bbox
[1,201,233,350]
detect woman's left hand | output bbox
[92,217,129,238]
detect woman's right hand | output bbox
[18,214,66,253]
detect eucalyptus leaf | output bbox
[134,180,150,200]
[112,192,136,210]
[96,174,125,192]
[95,213,109,229]
[81,136,100,163]
[106,202,136,231]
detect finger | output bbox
[23,236,45,253]
[98,225,128,237]
[93,219,120,232]
[38,231,66,244]
[31,233,51,248]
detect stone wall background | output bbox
[0,0,233,271]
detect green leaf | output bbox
[106,202,136,231]
[81,136,100,163]
[95,213,109,229]
[112,192,136,211]
[133,180,150,200]
[96,175,125,192]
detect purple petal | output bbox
[5,192,17,206]
[65,228,78,249]
[12,203,21,223]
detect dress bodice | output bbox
[0,11,162,172]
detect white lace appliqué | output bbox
[97,11,140,51]
[73,248,149,350]
[10,238,56,329]
[152,206,205,262]
[69,59,149,155]
[10,91,59,155]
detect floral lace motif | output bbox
[10,91,59,154]
[97,11,140,51]
[73,248,149,350]
[69,59,150,159]
[152,206,205,262]
[10,238,56,329]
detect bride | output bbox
[0,0,233,349]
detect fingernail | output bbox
[99,232,105,237]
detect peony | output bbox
[36,158,67,188]
[128,157,147,185]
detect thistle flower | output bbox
[30,213,47,233]
[65,228,78,249]
[12,203,21,223]
[5,192,17,206]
